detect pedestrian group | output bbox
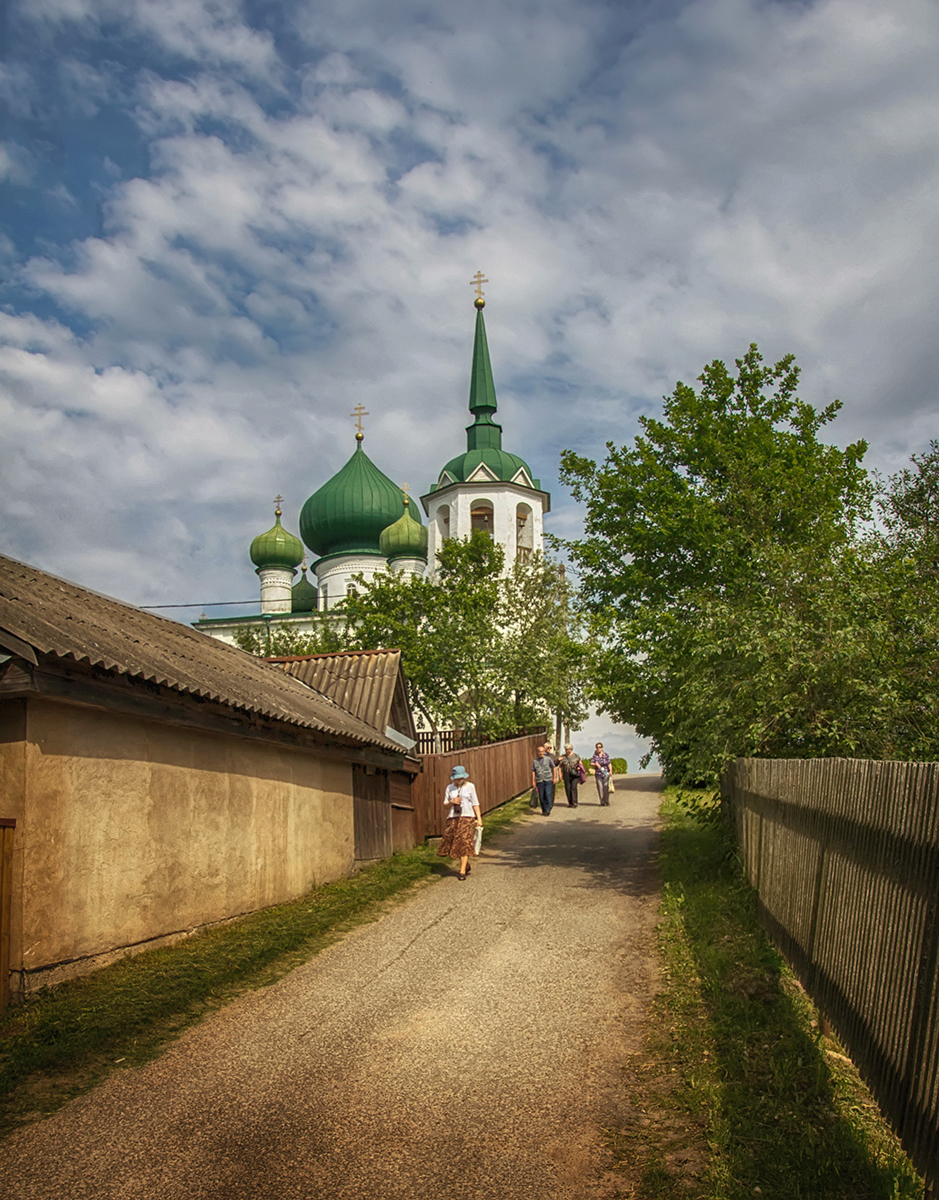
[437,741,619,879]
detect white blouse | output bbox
[443,781,479,818]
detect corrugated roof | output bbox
[0,554,402,752]
[269,649,403,735]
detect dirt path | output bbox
[0,776,663,1200]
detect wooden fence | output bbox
[412,733,543,839]
[723,758,939,1188]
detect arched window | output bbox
[516,503,533,562]
[437,504,451,542]
[470,500,494,537]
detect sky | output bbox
[2,0,938,767]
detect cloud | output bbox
[1,0,938,613]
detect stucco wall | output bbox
[0,697,355,982]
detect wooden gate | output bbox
[352,765,392,863]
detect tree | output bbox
[879,439,939,562]
[560,344,872,782]
[340,536,588,744]
[498,554,589,740]
[339,533,507,739]
[233,617,343,658]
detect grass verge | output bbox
[613,787,925,1200]
[0,790,532,1138]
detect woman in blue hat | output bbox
[437,764,483,881]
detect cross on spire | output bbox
[274,494,284,515]
[401,482,410,506]
[350,404,369,439]
[470,270,488,300]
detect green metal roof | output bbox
[300,437,420,558]
[379,498,429,562]
[249,511,304,570]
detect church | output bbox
[196,279,551,646]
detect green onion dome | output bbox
[291,566,318,613]
[250,508,304,571]
[379,496,429,563]
[300,436,410,559]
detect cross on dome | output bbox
[350,404,369,441]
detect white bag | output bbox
[473,825,483,855]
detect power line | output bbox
[140,600,259,610]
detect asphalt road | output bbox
[0,775,664,1200]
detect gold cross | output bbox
[350,404,369,434]
[470,271,488,299]
[401,482,410,506]
[274,494,284,515]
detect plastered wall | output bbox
[0,697,356,981]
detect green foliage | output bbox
[232,617,343,658]
[561,344,890,782]
[339,534,588,741]
[610,756,628,774]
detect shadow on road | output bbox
[483,775,665,899]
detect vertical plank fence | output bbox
[413,733,543,839]
[723,758,939,1189]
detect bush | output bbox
[610,756,628,774]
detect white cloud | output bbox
[2,0,939,610]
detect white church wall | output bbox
[314,554,390,609]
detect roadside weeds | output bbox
[607,787,925,1200]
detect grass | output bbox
[0,790,532,1137]
[613,787,926,1200]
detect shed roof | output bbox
[0,554,402,753]
[267,648,416,744]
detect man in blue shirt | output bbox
[531,745,559,816]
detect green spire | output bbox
[466,299,503,453]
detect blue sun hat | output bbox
[450,765,469,780]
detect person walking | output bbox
[591,742,612,806]
[559,744,583,807]
[531,744,558,815]
[437,765,483,880]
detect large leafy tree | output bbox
[341,536,588,743]
[340,533,506,738]
[561,344,872,782]
[233,533,585,744]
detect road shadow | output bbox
[483,774,665,899]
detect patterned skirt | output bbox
[437,815,478,859]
